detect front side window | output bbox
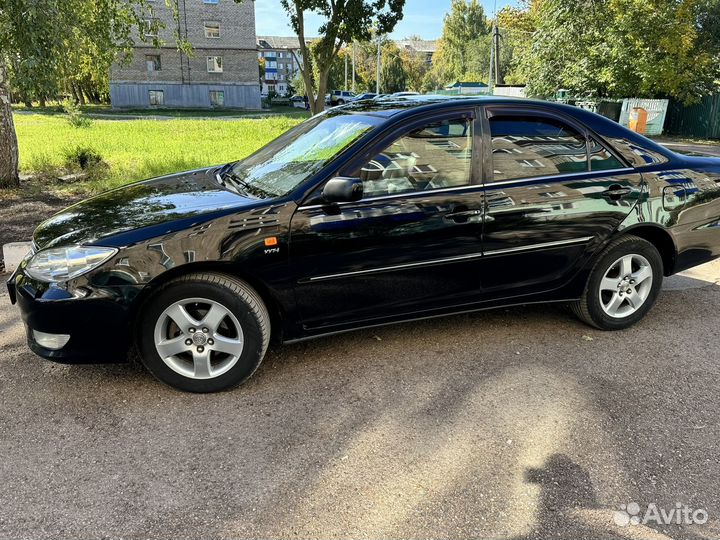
[489,115,587,182]
[146,54,161,72]
[207,56,223,73]
[352,117,473,199]
[204,22,220,38]
[148,90,164,106]
[226,112,381,198]
[209,90,224,107]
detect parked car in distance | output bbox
[353,93,379,101]
[329,90,356,105]
[391,91,420,97]
[8,96,720,392]
[289,95,306,108]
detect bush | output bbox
[63,146,103,170]
[61,99,92,128]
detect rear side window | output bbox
[589,137,625,171]
[489,116,587,182]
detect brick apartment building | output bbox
[110,0,261,109]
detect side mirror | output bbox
[322,177,363,203]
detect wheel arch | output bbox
[127,261,287,343]
[615,224,677,276]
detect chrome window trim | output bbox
[306,236,595,282]
[298,168,636,210]
[485,168,636,188]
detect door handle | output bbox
[601,184,633,199]
[444,208,483,223]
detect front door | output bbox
[290,111,487,331]
[479,106,644,297]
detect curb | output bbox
[2,242,33,273]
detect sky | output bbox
[254,0,518,40]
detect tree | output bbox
[381,42,406,93]
[239,1,405,114]
[399,42,430,92]
[431,0,490,85]
[519,0,718,103]
[0,0,158,188]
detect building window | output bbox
[204,22,220,38]
[142,18,158,38]
[207,56,223,73]
[148,90,164,106]
[209,90,225,107]
[204,0,219,3]
[146,55,161,72]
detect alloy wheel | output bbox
[598,254,654,318]
[153,297,244,379]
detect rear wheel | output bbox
[571,235,663,330]
[137,273,270,392]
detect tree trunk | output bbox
[0,60,20,188]
[314,69,330,115]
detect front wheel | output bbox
[571,235,663,330]
[137,273,270,392]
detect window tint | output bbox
[589,137,625,171]
[489,116,587,182]
[354,117,473,198]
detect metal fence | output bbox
[664,94,720,140]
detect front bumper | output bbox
[7,271,133,364]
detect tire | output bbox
[570,235,663,330]
[337,99,345,105]
[136,273,270,392]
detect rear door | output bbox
[479,105,644,297]
[289,109,487,330]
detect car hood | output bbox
[33,167,262,249]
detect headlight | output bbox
[25,245,118,283]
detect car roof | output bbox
[338,94,673,160]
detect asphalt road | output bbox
[1,260,719,540]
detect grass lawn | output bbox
[13,111,308,196]
[12,103,308,119]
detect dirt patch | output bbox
[0,192,77,271]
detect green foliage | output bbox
[258,57,266,84]
[61,99,92,128]
[63,145,103,170]
[431,0,491,84]
[263,89,279,108]
[399,44,430,92]
[1,0,160,105]
[15,114,307,194]
[381,42,406,93]
[517,0,720,104]
[238,0,405,113]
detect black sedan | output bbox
[8,96,720,392]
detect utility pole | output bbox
[493,25,502,86]
[344,50,348,91]
[376,35,381,95]
[487,30,494,92]
[352,41,356,93]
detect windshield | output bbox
[226,112,381,198]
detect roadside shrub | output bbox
[61,98,92,128]
[63,145,104,170]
